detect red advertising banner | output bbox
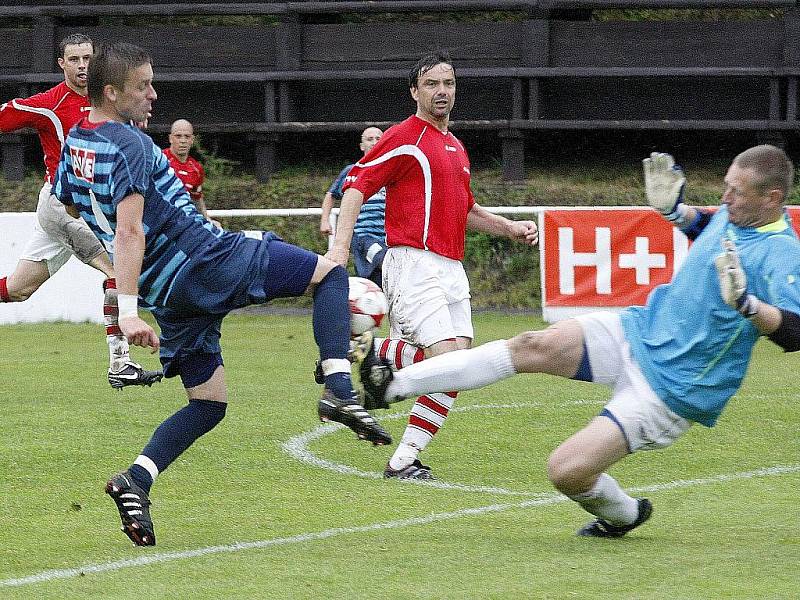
[541,207,800,320]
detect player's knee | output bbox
[5,282,37,302]
[546,448,570,491]
[507,328,560,371]
[311,256,346,286]
[315,261,348,287]
[188,399,227,434]
[546,447,594,495]
[65,220,105,264]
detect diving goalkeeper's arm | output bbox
[642,152,711,240]
[715,239,800,351]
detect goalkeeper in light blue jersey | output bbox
[54,42,391,547]
[358,144,800,538]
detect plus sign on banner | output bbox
[540,207,800,322]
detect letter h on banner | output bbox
[558,226,611,294]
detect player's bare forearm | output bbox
[114,194,146,296]
[320,192,335,235]
[327,188,363,265]
[749,301,782,335]
[114,195,159,351]
[466,204,500,233]
[467,204,537,244]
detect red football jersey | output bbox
[163,148,205,202]
[343,115,475,261]
[0,81,90,183]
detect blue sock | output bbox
[312,265,355,399]
[129,399,227,493]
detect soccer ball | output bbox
[348,276,388,337]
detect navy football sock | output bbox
[324,372,356,400]
[131,399,227,493]
[128,464,154,493]
[312,266,355,399]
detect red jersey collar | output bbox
[410,114,450,136]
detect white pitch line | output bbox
[2,463,798,589]
[281,400,603,495]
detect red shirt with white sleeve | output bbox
[163,148,205,202]
[343,115,475,261]
[0,81,90,184]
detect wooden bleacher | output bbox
[1,1,798,181]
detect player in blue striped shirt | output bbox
[54,42,391,546]
[319,127,387,287]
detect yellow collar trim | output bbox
[756,216,788,233]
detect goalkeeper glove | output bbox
[714,239,760,318]
[643,152,687,222]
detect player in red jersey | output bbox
[0,33,161,389]
[329,51,538,479]
[163,118,219,226]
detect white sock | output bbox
[386,339,516,401]
[388,442,420,471]
[108,335,131,372]
[568,473,638,525]
[134,454,159,484]
[320,358,351,376]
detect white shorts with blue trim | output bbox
[576,311,692,452]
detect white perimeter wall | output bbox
[0,213,105,324]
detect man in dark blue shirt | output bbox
[55,42,390,547]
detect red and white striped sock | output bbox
[373,337,425,369]
[375,337,460,471]
[103,278,131,371]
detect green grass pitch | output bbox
[0,313,797,599]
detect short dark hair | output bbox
[87,41,151,105]
[734,144,795,202]
[59,33,93,58]
[409,51,453,89]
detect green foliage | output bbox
[332,10,526,24]
[464,232,541,309]
[97,15,279,27]
[4,159,795,310]
[593,9,785,22]
[0,173,47,211]
[185,133,235,180]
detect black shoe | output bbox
[105,471,156,546]
[313,360,325,385]
[577,498,653,538]
[108,362,163,390]
[318,389,392,446]
[384,459,435,480]
[358,337,394,410]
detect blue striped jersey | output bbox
[54,119,224,307]
[330,163,385,238]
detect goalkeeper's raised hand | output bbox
[643,152,687,222]
[714,239,760,318]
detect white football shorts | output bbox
[20,182,104,275]
[382,246,473,348]
[576,311,692,452]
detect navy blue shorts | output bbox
[153,232,318,383]
[351,233,387,280]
